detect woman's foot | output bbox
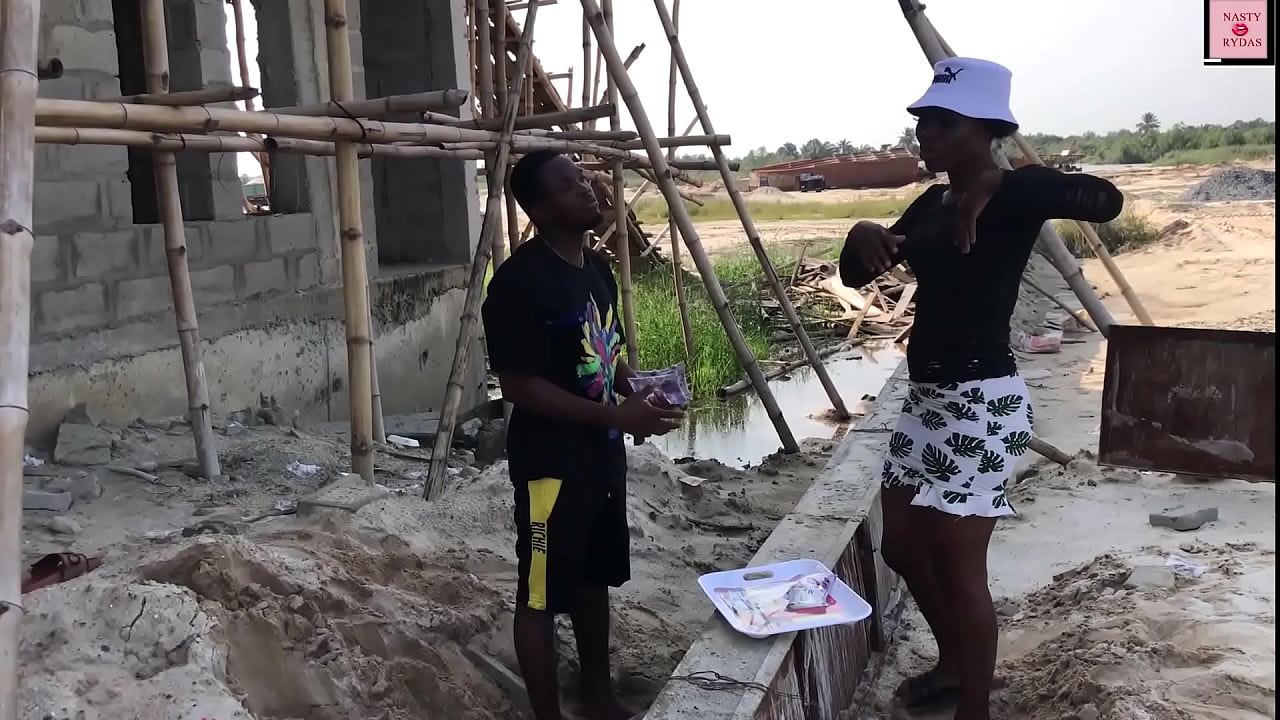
[894,665,961,711]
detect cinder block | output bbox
[192,264,237,306]
[262,213,318,254]
[199,48,233,84]
[116,275,173,320]
[47,26,119,75]
[242,258,288,297]
[31,236,66,285]
[82,72,123,100]
[194,0,230,48]
[38,283,108,333]
[76,0,117,27]
[206,220,260,264]
[34,180,99,229]
[100,178,134,226]
[45,143,129,177]
[72,230,136,279]
[34,76,84,102]
[139,223,206,272]
[291,252,321,290]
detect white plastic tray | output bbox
[698,558,873,639]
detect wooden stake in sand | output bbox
[323,0,376,483]
[141,0,221,480]
[652,0,851,420]
[581,0,799,452]
[425,0,543,499]
[898,1,1121,335]
[0,2,42,714]
[603,0,639,366]
[664,0,696,367]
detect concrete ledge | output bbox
[644,363,909,720]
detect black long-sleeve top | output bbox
[839,165,1124,384]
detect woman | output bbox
[840,57,1123,720]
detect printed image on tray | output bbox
[712,572,848,636]
[627,363,691,407]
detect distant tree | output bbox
[835,139,854,154]
[897,126,919,153]
[1136,112,1161,135]
[800,138,833,158]
[776,142,800,160]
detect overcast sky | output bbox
[229,0,1276,174]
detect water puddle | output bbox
[648,344,905,466]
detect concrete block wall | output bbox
[27,0,484,441]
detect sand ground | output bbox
[18,162,1276,720]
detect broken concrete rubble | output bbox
[53,420,115,465]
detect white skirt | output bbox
[881,374,1034,518]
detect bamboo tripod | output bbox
[664,0,696,367]
[898,0,1153,334]
[652,0,851,421]
[580,0,800,453]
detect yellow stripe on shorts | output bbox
[525,477,563,610]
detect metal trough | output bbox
[1099,324,1276,482]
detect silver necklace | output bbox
[542,236,585,268]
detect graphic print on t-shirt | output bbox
[575,295,622,439]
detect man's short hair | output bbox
[510,150,564,211]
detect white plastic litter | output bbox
[1166,554,1208,578]
[286,460,319,478]
[698,558,872,639]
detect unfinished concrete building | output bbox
[28,0,484,441]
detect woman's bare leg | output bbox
[929,512,998,720]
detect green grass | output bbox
[1153,145,1275,166]
[1053,210,1161,258]
[631,254,771,398]
[631,195,917,226]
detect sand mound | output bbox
[18,435,831,719]
[1180,168,1276,202]
[995,548,1275,720]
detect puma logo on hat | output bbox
[908,57,1018,128]
[933,66,964,84]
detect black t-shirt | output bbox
[481,237,627,483]
[839,165,1123,384]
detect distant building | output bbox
[750,149,923,191]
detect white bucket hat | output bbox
[907,57,1018,128]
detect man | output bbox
[482,150,685,720]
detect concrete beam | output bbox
[643,364,910,720]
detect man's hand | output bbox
[843,221,905,276]
[612,387,684,437]
[953,168,1005,254]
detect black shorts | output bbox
[513,472,630,614]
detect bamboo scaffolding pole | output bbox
[476,0,496,121]
[270,89,469,118]
[582,0,799,452]
[603,0,639,367]
[106,85,259,107]
[580,158,725,172]
[652,0,850,421]
[33,127,490,161]
[665,0,695,368]
[456,103,613,130]
[467,0,478,103]
[899,1,1119,335]
[323,0,376,483]
[508,31,534,253]
[140,0,221,480]
[228,0,272,203]
[0,1,42,714]
[491,0,512,269]
[426,0,541,499]
[624,43,646,70]
[581,14,593,110]
[565,67,574,108]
